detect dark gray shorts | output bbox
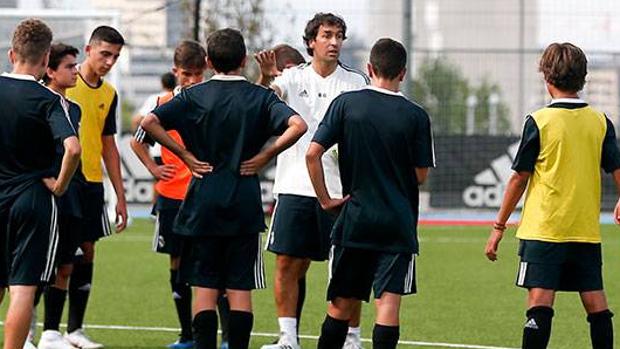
[516,239,603,292]
[266,194,334,261]
[0,183,58,286]
[181,234,266,290]
[327,245,416,302]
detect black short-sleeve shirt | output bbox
[0,74,77,210]
[151,76,296,237]
[312,87,435,254]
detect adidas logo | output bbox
[524,318,539,330]
[98,103,105,110]
[462,142,520,208]
[298,89,309,98]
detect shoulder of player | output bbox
[337,62,370,85]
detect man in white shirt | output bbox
[256,13,368,349]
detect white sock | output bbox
[348,326,361,336]
[278,317,298,342]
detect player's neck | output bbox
[311,59,338,78]
[371,79,401,93]
[47,83,66,97]
[214,67,244,76]
[11,62,41,80]
[79,62,102,86]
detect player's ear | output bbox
[367,63,374,79]
[85,44,92,57]
[206,58,215,70]
[7,48,15,65]
[398,68,407,82]
[239,56,247,69]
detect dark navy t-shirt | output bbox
[0,74,76,212]
[152,76,297,237]
[313,87,435,254]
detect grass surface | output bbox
[2,220,620,348]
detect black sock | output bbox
[44,286,67,331]
[588,309,614,349]
[373,324,400,349]
[34,285,44,306]
[522,306,554,349]
[227,310,253,349]
[171,269,193,341]
[67,262,93,333]
[318,315,349,349]
[193,310,218,349]
[296,277,306,335]
[217,293,230,342]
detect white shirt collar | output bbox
[1,72,37,81]
[365,85,405,97]
[550,97,586,104]
[210,74,247,81]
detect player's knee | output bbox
[276,255,305,279]
[80,244,95,262]
[55,265,73,282]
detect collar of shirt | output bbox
[210,74,247,81]
[1,72,37,81]
[549,97,586,104]
[365,85,405,97]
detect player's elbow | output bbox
[290,115,308,137]
[305,143,324,165]
[64,136,81,159]
[140,113,159,132]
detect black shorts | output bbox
[152,196,185,256]
[180,234,265,290]
[516,239,603,292]
[327,245,416,302]
[0,183,59,286]
[56,214,82,265]
[266,194,334,261]
[81,181,112,242]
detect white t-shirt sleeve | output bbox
[137,93,159,116]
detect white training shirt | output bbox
[271,62,369,198]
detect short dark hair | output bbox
[89,25,125,46]
[43,42,79,84]
[206,28,246,73]
[161,72,176,90]
[303,13,347,56]
[539,42,587,93]
[11,18,53,64]
[174,40,207,70]
[370,38,407,80]
[272,44,305,71]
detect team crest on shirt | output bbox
[317,92,328,98]
[98,103,105,110]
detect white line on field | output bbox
[0,321,517,349]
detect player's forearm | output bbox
[141,114,189,164]
[256,73,273,87]
[55,136,81,194]
[130,138,159,176]
[306,143,331,206]
[415,167,430,185]
[496,171,530,224]
[102,138,126,203]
